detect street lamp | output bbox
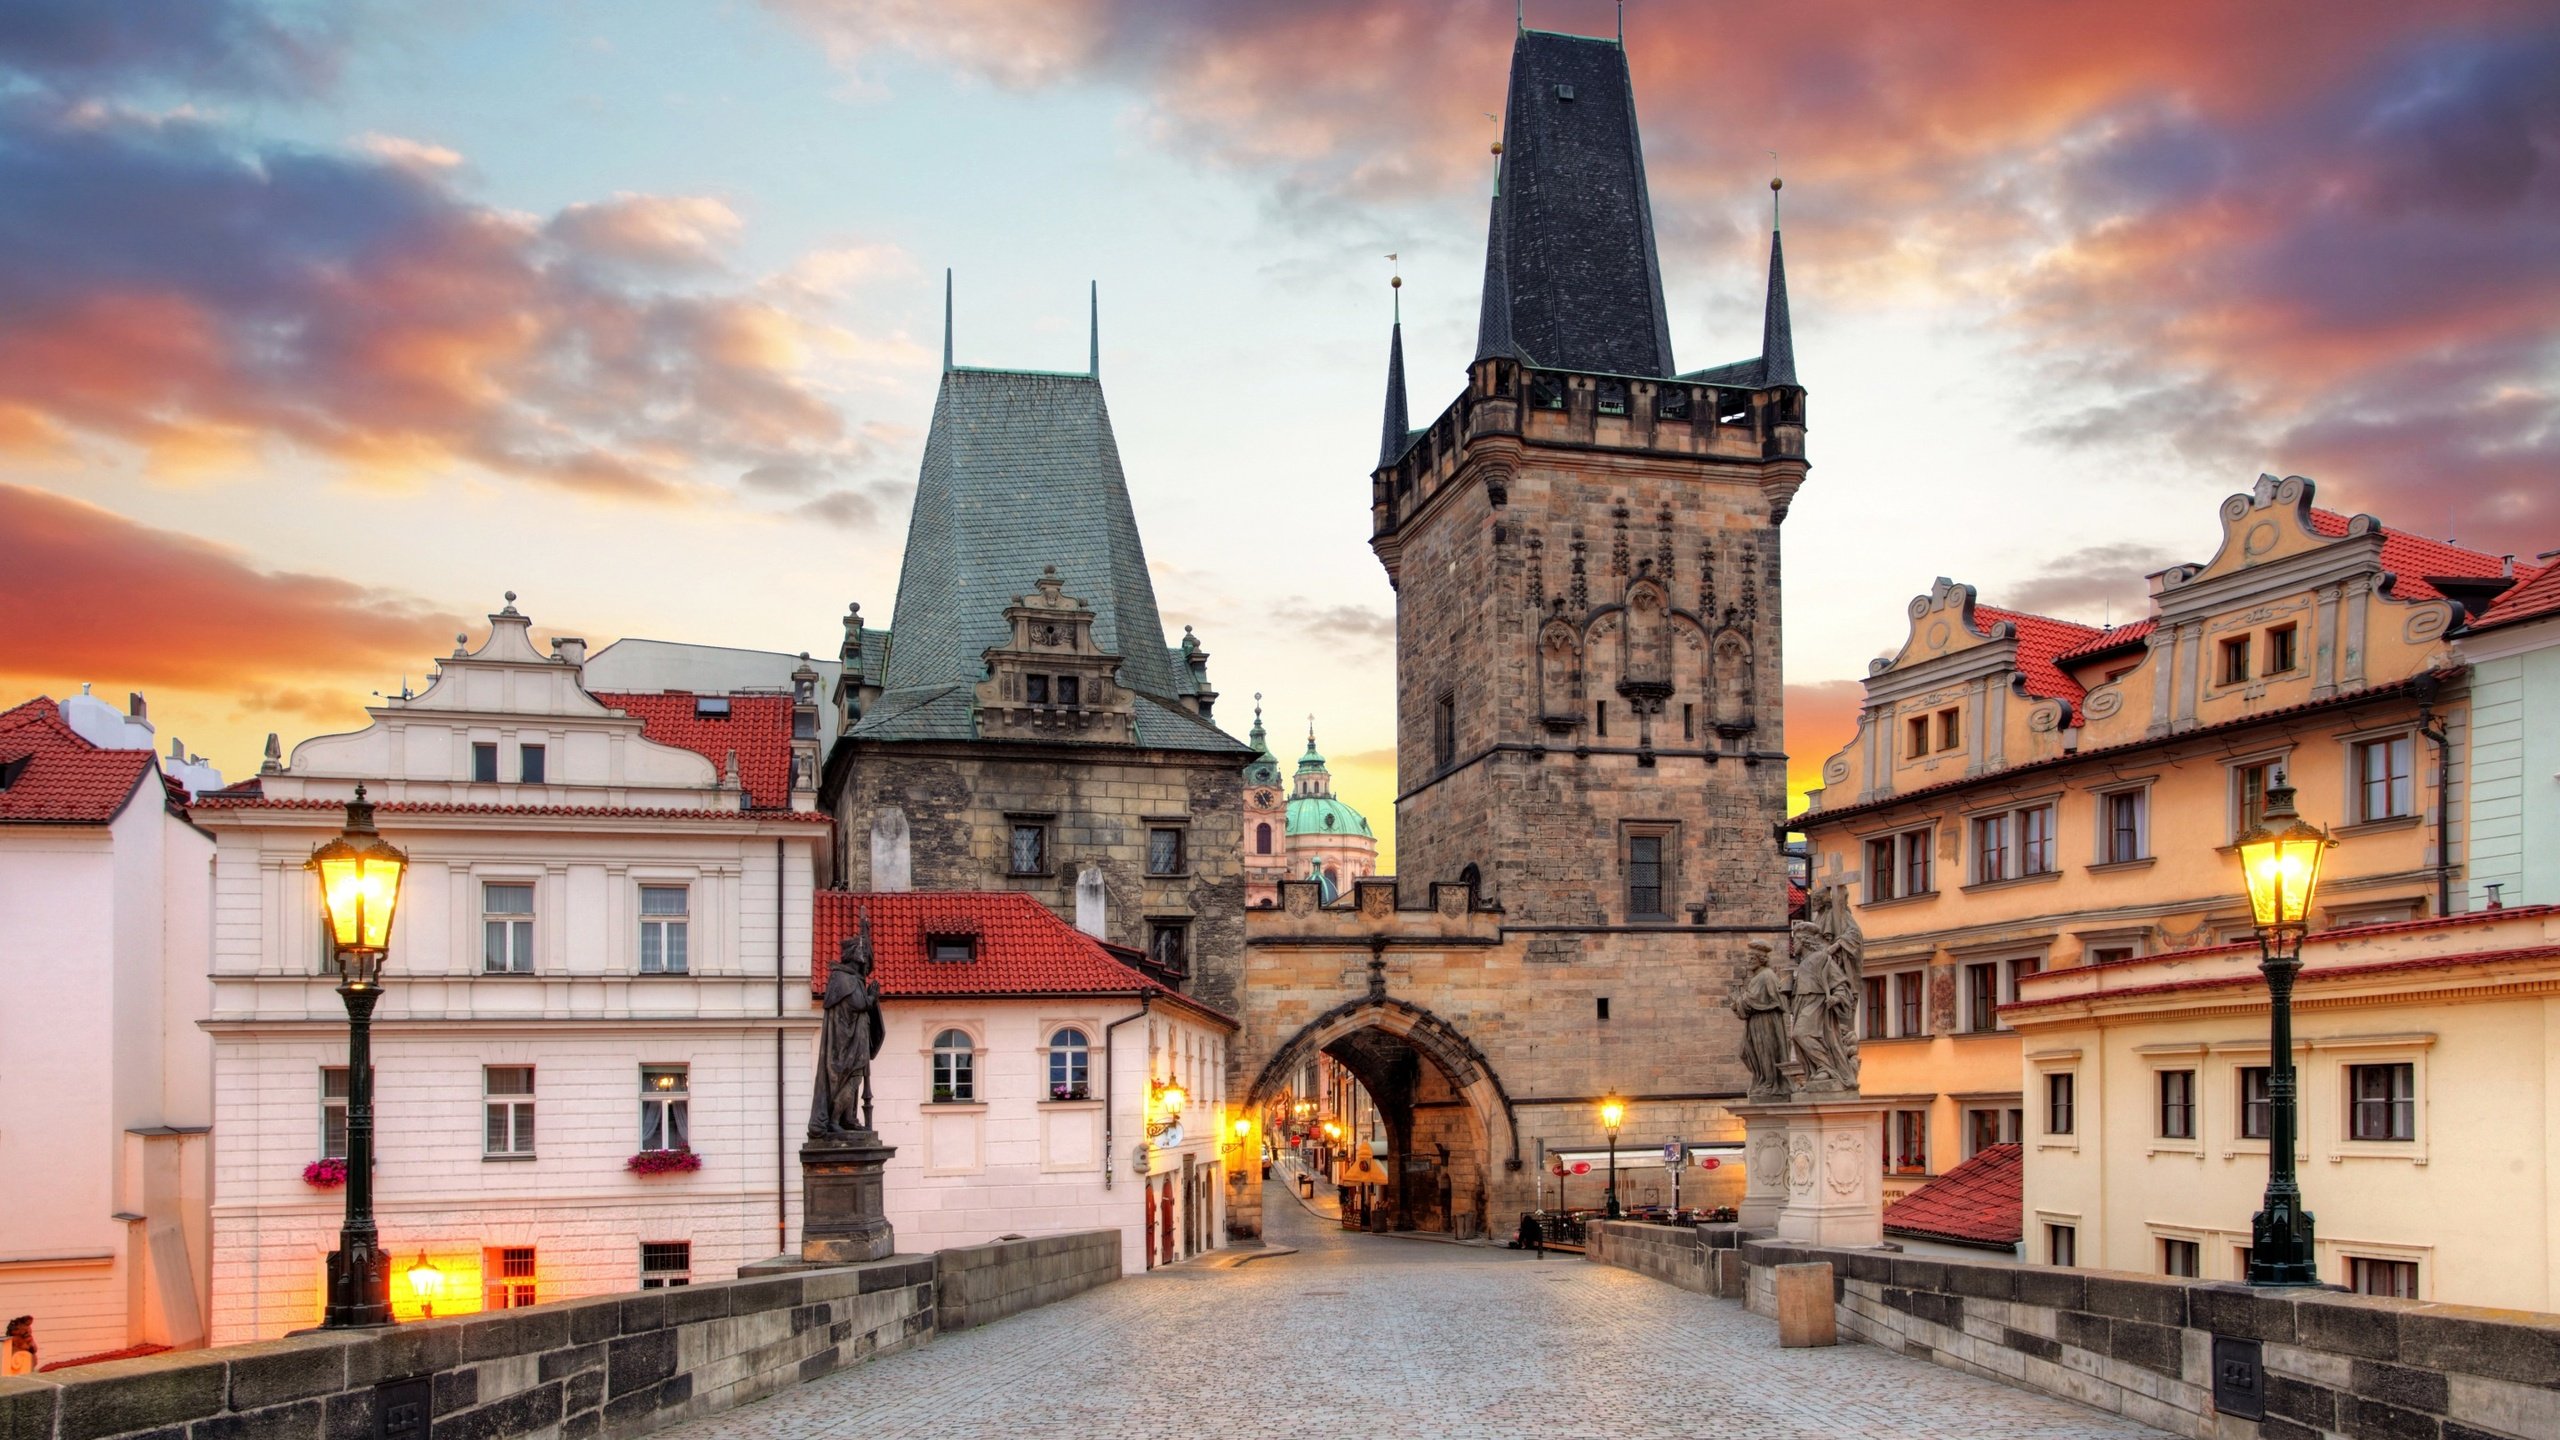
[1599,1094,1626,1220]
[308,786,407,1327]
[404,1254,444,1319]
[2234,768,2331,1287]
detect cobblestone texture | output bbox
[658,1191,2166,1440]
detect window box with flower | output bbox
[302,1157,348,1189]
[626,1149,703,1176]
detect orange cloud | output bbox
[1783,678,1865,821]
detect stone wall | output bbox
[1728,1240,2559,1440]
[935,1230,1120,1332]
[1585,1221,1747,1298]
[0,1236,1123,1440]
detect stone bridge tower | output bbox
[1233,21,1805,1242]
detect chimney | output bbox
[128,692,147,720]
[552,636,587,666]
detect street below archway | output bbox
[657,1187,2167,1439]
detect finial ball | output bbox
[1770,176,1783,192]
[1491,140,1504,155]
[1390,275,1401,289]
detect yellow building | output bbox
[2007,903,2560,1305]
[1794,474,2539,1198]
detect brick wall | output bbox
[934,1231,1120,1331]
[1728,1240,2560,1440]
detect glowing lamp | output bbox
[1322,1120,1342,1141]
[2235,770,2332,933]
[1232,1116,1251,1139]
[405,1253,444,1317]
[1157,1083,1186,1117]
[1599,1095,1625,1134]
[307,786,407,984]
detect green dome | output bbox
[1286,794,1373,838]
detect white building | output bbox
[2464,563,2560,909]
[0,692,217,1363]
[814,890,1239,1272]
[191,600,830,1343]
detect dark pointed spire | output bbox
[1759,180,1796,389]
[1379,276,1410,470]
[941,268,953,373]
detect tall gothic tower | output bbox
[1374,25,1803,940]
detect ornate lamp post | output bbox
[1600,1094,1626,1220]
[308,786,408,1327]
[2234,769,2331,1287]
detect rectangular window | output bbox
[2220,635,2252,685]
[1008,822,1049,876]
[639,1242,691,1290]
[1626,834,1664,917]
[321,1067,350,1160]
[472,742,498,783]
[694,696,730,718]
[1147,827,1187,877]
[2019,804,2055,875]
[1595,700,1609,737]
[1966,1108,2002,1158]
[1902,830,1933,897]
[1965,962,1999,1034]
[2048,1224,2077,1267]
[1682,703,1695,741]
[2046,1073,2076,1135]
[2088,944,2137,966]
[2239,1066,2272,1140]
[1936,708,1960,751]
[1894,971,1925,1037]
[2158,1069,2197,1140]
[1055,675,1081,707]
[638,885,689,974]
[1148,921,1189,977]
[2103,790,2147,864]
[2267,624,2298,674]
[1025,674,1050,705]
[639,1065,689,1153]
[2235,761,2276,838]
[1887,1110,1928,1175]
[2355,736,2414,822]
[484,1067,535,1157]
[1861,976,1888,1040]
[519,744,546,784]
[1866,837,1900,902]
[2002,956,2041,1004]
[484,1247,537,1309]
[1434,694,1457,770]
[2349,1257,2419,1299]
[482,882,534,974]
[2348,1063,2415,1141]
[2162,1238,2201,1278]
[1905,715,1929,759]
[1974,813,2011,884]
[926,935,974,963]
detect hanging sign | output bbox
[1662,1140,1688,1169]
[1571,1161,1592,1176]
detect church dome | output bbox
[1286,794,1373,839]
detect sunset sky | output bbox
[4,0,2555,864]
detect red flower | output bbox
[303,1158,348,1188]
[625,1149,702,1176]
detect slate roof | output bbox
[1378,319,1411,469]
[1882,1143,2021,1250]
[0,698,159,825]
[1475,29,1675,377]
[591,691,796,809]
[811,889,1236,1028]
[853,367,1245,756]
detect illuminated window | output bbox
[483,1247,537,1309]
[639,1065,689,1153]
[639,1242,690,1290]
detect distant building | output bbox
[0,692,216,1359]
[811,891,1236,1272]
[2461,561,2560,909]
[1240,712,1376,908]
[1794,475,2540,1201]
[191,601,828,1343]
[2012,904,2560,1305]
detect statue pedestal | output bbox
[1730,1094,1889,1249]
[801,1132,897,1264]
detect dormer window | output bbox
[694,696,730,718]
[1026,675,1050,705]
[926,935,975,964]
[1056,676,1081,708]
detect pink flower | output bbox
[625,1149,703,1176]
[303,1158,348,1188]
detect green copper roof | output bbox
[1286,794,1373,838]
[1242,701,1283,786]
[851,366,1246,756]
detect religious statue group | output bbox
[1730,883,1865,1098]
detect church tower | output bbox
[1374,24,1804,942]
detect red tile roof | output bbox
[2055,619,2155,666]
[0,698,158,825]
[190,795,829,823]
[1883,1142,2020,1250]
[39,1342,171,1372]
[1971,607,2103,709]
[2475,560,2560,631]
[813,890,1236,1028]
[2307,508,2540,602]
[591,691,797,809]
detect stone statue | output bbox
[1783,883,1865,1091]
[1729,940,1791,1099]
[810,913,886,1137]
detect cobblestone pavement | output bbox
[659,1192,2168,1440]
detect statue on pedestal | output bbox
[810,913,886,1138]
[1784,883,1865,1092]
[1729,940,1792,1100]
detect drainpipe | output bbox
[2415,679,2453,916]
[775,837,788,1253]
[1102,995,1153,1192]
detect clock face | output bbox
[1256,791,1275,808]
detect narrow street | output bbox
[658,1186,2169,1440]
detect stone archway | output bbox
[1246,997,1521,1240]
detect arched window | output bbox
[931,1029,975,1103]
[1048,1028,1091,1100]
[1255,822,1272,855]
